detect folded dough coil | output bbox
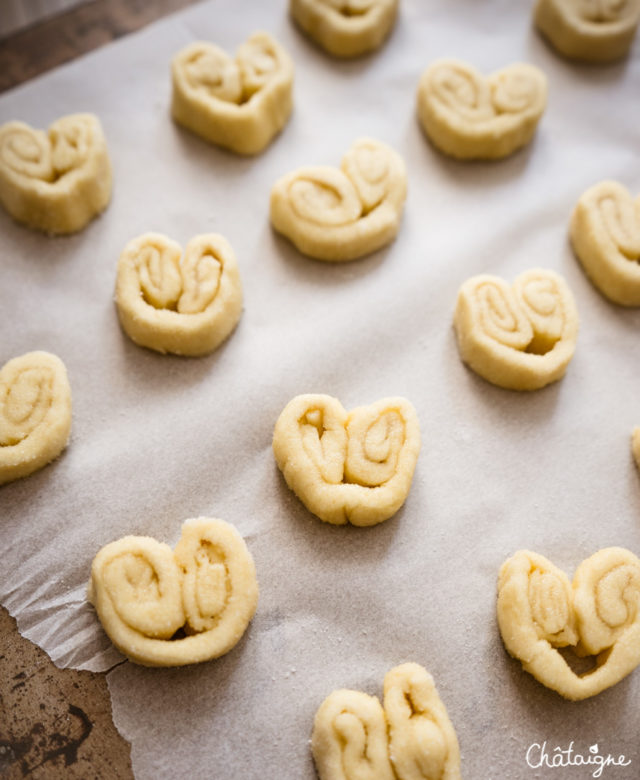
[171,32,294,155]
[89,518,259,667]
[312,689,395,780]
[417,59,547,160]
[273,394,420,526]
[270,137,407,261]
[0,351,72,485]
[0,114,112,234]
[497,548,640,700]
[289,0,398,58]
[453,269,579,391]
[534,0,640,62]
[570,180,640,306]
[312,663,461,780]
[115,232,243,356]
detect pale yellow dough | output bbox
[115,232,243,356]
[89,517,258,667]
[270,137,407,262]
[453,268,579,391]
[0,351,72,485]
[313,690,395,780]
[290,0,398,58]
[497,548,640,700]
[417,59,547,160]
[0,114,112,234]
[633,427,640,468]
[570,180,640,306]
[171,32,294,155]
[312,663,461,780]
[535,0,640,62]
[273,394,420,526]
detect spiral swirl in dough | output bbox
[312,664,461,780]
[115,232,243,356]
[89,518,258,667]
[270,137,407,262]
[0,351,72,485]
[384,664,462,780]
[534,0,640,61]
[312,689,395,780]
[289,0,398,58]
[416,59,547,160]
[570,180,640,306]
[0,114,112,234]
[497,548,640,700]
[273,394,420,526]
[453,269,579,391]
[171,32,294,155]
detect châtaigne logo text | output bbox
[526,741,631,778]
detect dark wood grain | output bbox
[0,606,133,779]
[0,0,203,93]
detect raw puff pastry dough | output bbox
[115,232,243,356]
[312,663,461,780]
[497,548,640,700]
[417,59,547,160]
[171,31,294,155]
[289,0,398,58]
[570,180,640,306]
[0,352,72,485]
[453,269,579,391]
[633,427,640,469]
[0,113,112,234]
[270,137,407,261]
[273,394,420,526]
[89,517,258,667]
[535,0,640,62]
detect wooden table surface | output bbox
[0,2,201,777]
[0,0,201,94]
[0,606,132,779]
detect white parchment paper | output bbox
[1,0,640,777]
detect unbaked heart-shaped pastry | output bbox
[0,113,112,234]
[417,59,547,160]
[289,0,399,58]
[570,180,640,306]
[273,394,420,526]
[171,31,294,155]
[0,351,72,485]
[270,137,407,261]
[89,517,258,666]
[312,663,461,780]
[453,268,579,391]
[497,548,640,700]
[115,232,243,356]
[535,0,640,62]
